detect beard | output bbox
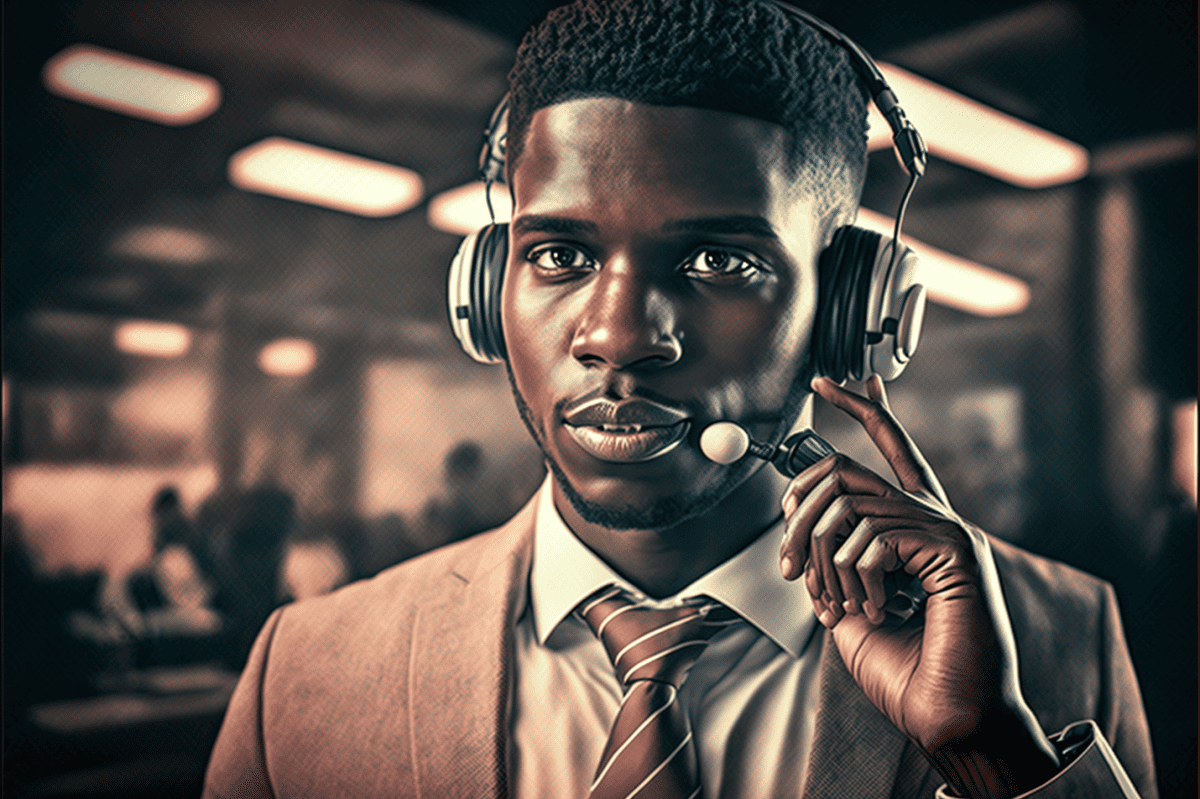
[504,363,808,531]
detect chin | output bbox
[545,451,751,531]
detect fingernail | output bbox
[818,608,838,628]
[782,493,798,517]
[862,601,877,623]
[842,598,858,615]
[781,554,794,579]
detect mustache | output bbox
[560,387,691,428]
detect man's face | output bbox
[504,97,822,529]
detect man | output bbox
[203,1,1156,797]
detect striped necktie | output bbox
[579,585,740,799]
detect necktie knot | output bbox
[579,585,740,688]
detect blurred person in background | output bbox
[122,486,223,641]
[279,514,361,602]
[209,485,295,670]
[420,440,506,548]
[421,440,550,553]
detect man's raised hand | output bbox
[779,375,1060,799]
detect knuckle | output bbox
[832,550,854,570]
[865,530,898,557]
[829,494,854,516]
[829,453,852,473]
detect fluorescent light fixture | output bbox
[258,338,317,377]
[110,225,219,264]
[43,44,221,126]
[868,63,1089,189]
[857,208,1031,317]
[427,181,512,235]
[114,320,192,358]
[228,137,424,217]
[1173,399,1197,508]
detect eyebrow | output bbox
[510,215,599,237]
[512,213,780,240]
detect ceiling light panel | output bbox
[856,208,1031,317]
[427,181,511,235]
[114,320,192,358]
[43,44,221,126]
[868,63,1089,189]
[258,338,318,377]
[109,225,220,265]
[228,137,424,218]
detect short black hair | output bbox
[506,0,869,224]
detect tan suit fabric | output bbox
[204,495,1156,798]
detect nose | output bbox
[569,263,682,371]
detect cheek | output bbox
[501,270,573,402]
[687,283,816,410]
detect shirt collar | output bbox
[529,476,817,658]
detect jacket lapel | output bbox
[408,500,535,799]
[802,629,911,799]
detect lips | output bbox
[563,396,691,463]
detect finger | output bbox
[828,500,933,614]
[807,494,921,613]
[780,452,836,518]
[781,456,894,580]
[856,532,904,624]
[811,495,853,611]
[810,376,950,505]
[864,374,889,410]
[806,564,840,628]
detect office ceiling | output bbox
[3,0,1195,384]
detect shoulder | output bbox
[242,501,535,733]
[206,499,537,796]
[271,502,535,651]
[985,536,1121,732]
[988,535,1112,616]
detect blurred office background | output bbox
[2,1,1195,797]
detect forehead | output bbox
[511,97,803,218]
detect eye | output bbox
[680,248,768,284]
[526,244,595,275]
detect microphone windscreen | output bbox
[699,422,750,465]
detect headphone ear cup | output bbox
[447,223,508,363]
[814,225,926,383]
[814,226,880,382]
[863,235,925,382]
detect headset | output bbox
[447,1,929,383]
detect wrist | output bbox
[924,707,1060,799]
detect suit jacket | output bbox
[204,495,1157,798]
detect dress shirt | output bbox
[510,477,822,799]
